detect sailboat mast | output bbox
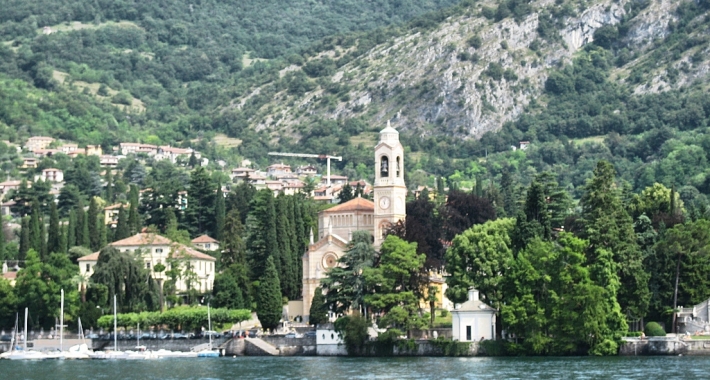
[114,294,117,352]
[24,307,28,351]
[60,288,64,351]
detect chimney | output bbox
[468,288,479,302]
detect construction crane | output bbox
[267,152,343,187]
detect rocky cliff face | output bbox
[228,0,683,141]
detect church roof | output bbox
[322,197,374,213]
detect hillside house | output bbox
[192,235,220,251]
[25,136,55,151]
[267,163,292,176]
[39,168,64,182]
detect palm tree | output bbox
[71,272,91,303]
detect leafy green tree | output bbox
[446,218,515,315]
[256,256,282,331]
[579,161,650,323]
[309,287,329,326]
[212,265,246,310]
[47,201,61,254]
[58,184,83,217]
[322,231,376,314]
[364,235,426,333]
[654,219,710,332]
[334,312,369,356]
[0,278,17,328]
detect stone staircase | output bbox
[245,337,279,356]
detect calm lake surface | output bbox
[1,356,707,379]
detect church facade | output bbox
[302,123,407,319]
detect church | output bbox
[302,123,407,320]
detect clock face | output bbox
[379,196,391,210]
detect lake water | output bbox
[1,356,707,379]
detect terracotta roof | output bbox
[110,233,173,247]
[323,197,374,213]
[77,252,100,262]
[104,203,127,210]
[192,235,219,244]
[172,244,216,261]
[2,271,17,280]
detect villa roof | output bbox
[77,252,100,262]
[172,245,216,261]
[192,235,219,244]
[111,233,173,246]
[322,197,374,213]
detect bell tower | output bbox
[373,121,407,248]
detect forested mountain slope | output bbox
[3,0,710,199]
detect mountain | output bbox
[3,0,710,197]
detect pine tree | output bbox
[580,161,650,325]
[308,287,328,326]
[114,205,130,241]
[256,256,283,332]
[47,202,61,254]
[339,183,354,204]
[29,199,43,258]
[67,209,77,248]
[512,181,551,251]
[214,183,226,241]
[105,169,114,203]
[500,169,517,217]
[88,197,101,251]
[128,185,141,234]
[221,209,246,269]
[19,216,30,261]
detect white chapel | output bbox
[302,122,407,319]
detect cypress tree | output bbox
[29,199,43,257]
[0,217,4,260]
[308,286,328,326]
[500,169,516,217]
[339,183,354,204]
[115,205,129,241]
[59,223,68,254]
[39,218,47,260]
[47,202,61,254]
[19,216,30,261]
[67,209,77,248]
[128,185,141,234]
[214,183,225,241]
[287,196,301,295]
[245,190,280,281]
[81,209,90,248]
[75,205,85,248]
[105,169,114,203]
[256,256,282,332]
[88,197,101,251]
[275,194,294,298]
[99,217,108,249]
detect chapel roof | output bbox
[322,197,374,213]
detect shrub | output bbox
[431,337,471,356]
[645,322,666,337]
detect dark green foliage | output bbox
[322,231,376,314]
[442,190,496,240]
[430,338,472,356]
[114,205,130,241]
[0,276,17,328]
[186,167,215,236]
[308,287,328,326]
[339,183,354,204]
[28,199,44,259]
[212,265,247,310]
[246,190,279,281]
[128,185,141,235]
[256,256,282,331]
[334,312,370,355]
[214,184,226,241]
[91,246,160,313]
[593,25,619,49]
[644,322,666,337]
[47,201,61,254]
[275,194,296,299]
[88,196,101,251]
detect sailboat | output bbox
[196,303,219,358]
[62,316,91,359]
[2,308,48,360]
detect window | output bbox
[380,156,389,177]
[396,156,401,177]
[85,264,90,272]
[146,262,151,269]
[205,244,210,249]
[466,326,472,341]
[155,248,163,253]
